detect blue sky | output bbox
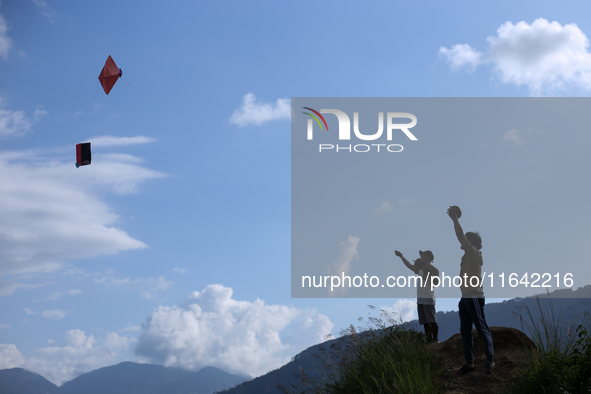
[1,0,591,386]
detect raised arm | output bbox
[395,250,419,274]
[447,206,472,249]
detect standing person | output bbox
[394,250,440,343]
[447,206,495,374]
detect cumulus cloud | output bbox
[380,299,417,323]
[440,18,591,95]
[230,93,290,126]
[0,344,25,369]
[0,143,165,278]
[135,284,333,378]
[0,329,135,385]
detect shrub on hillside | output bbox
[280,308,443,394]
[510,295,591,394]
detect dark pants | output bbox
[459,297,494,363]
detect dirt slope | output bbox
[432,326,536,394]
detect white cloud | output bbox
[398,195,420,205]
[97,153,144,164]
[0,11,11,59]
[0,146,165,278]
[0,99,46,138]
[64,329,93,347]
[140,291,155,300]
[373,201,391,213]
[440,18,591,95]
[380,299,417,323]
[23,308,34,315]
[62,268,86,276]
[47,289,81,300]
[41,309,68,320]
[504,129,523,145]
[76,161,165,195]
[32,0,56,23]
[33,109,48,121]
[172,267,187,274]
[94,276,131,287]
[230,93,290,126]
[47,291,63,300]
[0,106,30,137]
[327,236,360,277]
[135,284,333,378]
[94,273,172,300]
[439,44,483,71]
[0,329,135,385]
[151,276,171,290]
[122,325,141,332]
[139,276,172,299]
[0,344,25,369]
[0,281,44,296]
[88,135,156,147]
[0,323,10,329]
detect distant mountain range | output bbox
[2,285,590,394]
[0,362,248,394]
[218,286,591,394]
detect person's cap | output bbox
[419,250,434,261]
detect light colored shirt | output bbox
[417,268,437,305]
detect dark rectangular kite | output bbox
[76,142,91,168]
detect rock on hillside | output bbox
[433,326,536,394]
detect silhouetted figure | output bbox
[447,206,495,374]
[395,250,440,343]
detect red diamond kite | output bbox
[98,55,122,95]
